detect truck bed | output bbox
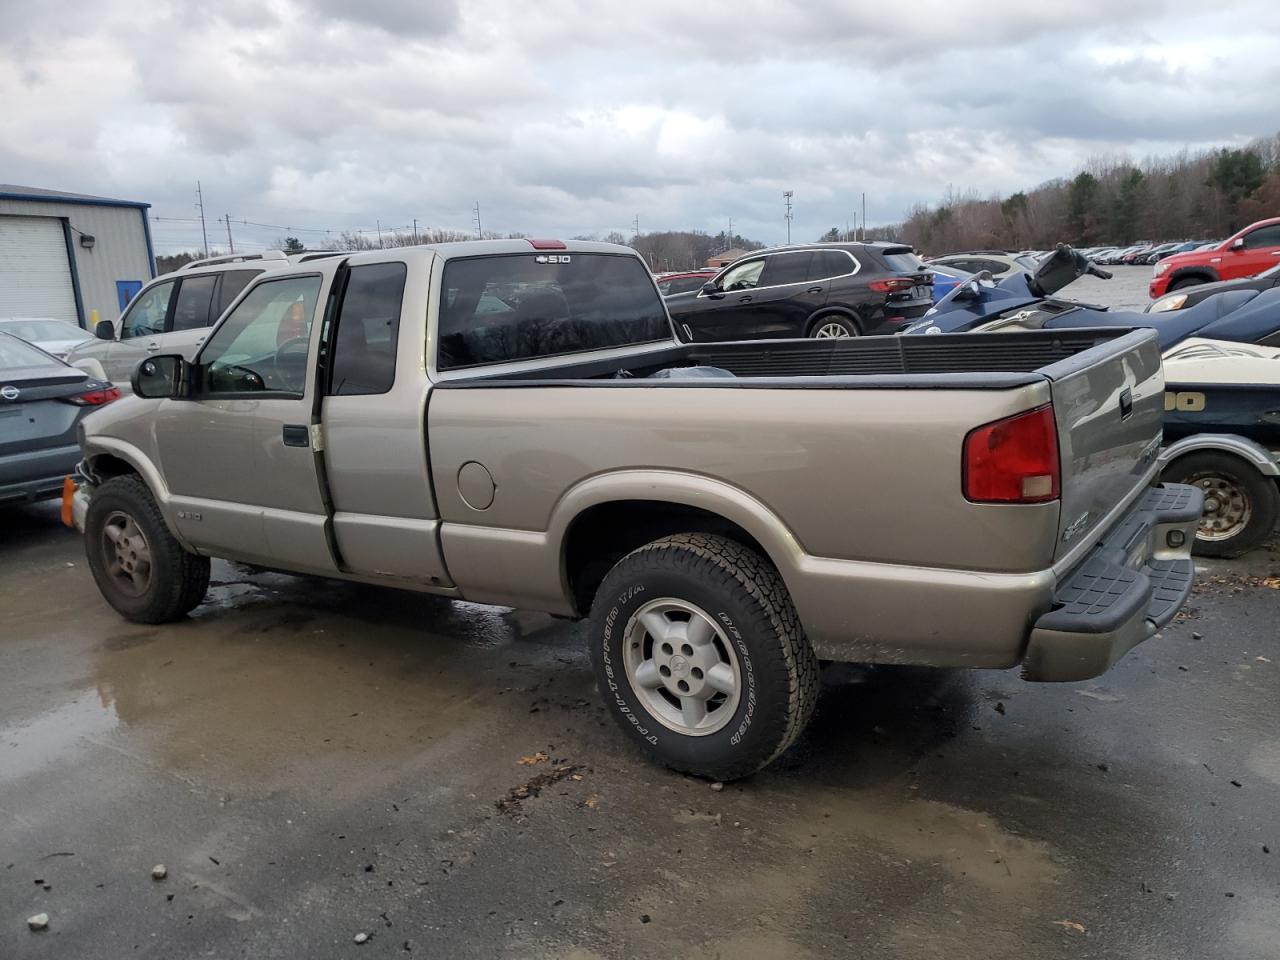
[442,329,1142,387]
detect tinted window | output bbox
[878,249,924,273]
[1243,225,1280,249]
[809,251,855,280]
[120,280,175,339]
[759,252,812,286]
[329,262,406,395]
[719,259,765,291]
[170,275,218,332]
[198,276,321,395]
[216,270,263,317]
[438,254,669,370]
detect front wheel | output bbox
[809,317,857,338]
[84,475,211,623]
[589,533,818,780]
[1168,276,1206,292]
[1161,452,1279,558]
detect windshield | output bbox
[0,318,87,341]
[439,253,670,370]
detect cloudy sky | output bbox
[2,0,1277,253]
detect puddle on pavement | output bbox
[0,696,120,783]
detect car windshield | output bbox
[0,318,87,341]
[0,331,61,371]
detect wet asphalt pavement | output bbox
[3,267,1279,958]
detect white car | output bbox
[0,317,92,360]
[926,252,1040,278]
[66,250,339,387]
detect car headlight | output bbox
[1148,294,1188,313]
[1155,261,1172,275]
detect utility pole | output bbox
[726,217,733,251]
[195,181,209,257]
[473,202,483,239]
[861,192,866,241]
[223,214,234,253]
[412,218,419,244]
[783,191,794,244]
[632,214,640,238]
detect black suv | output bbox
[665,242,933,341]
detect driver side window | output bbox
[197,276,321,396]
[120,280,175,339]
[719,259,765,291]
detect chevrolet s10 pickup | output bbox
[69,240,1201,779]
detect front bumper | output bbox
[1021,483,1202,681]
[1149,275,1171,299]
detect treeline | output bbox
[850,132,1280,255]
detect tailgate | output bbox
[1042,329,1165,562]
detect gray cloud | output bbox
[0,0,1274,252]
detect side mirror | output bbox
[94,320,116,341]
[700,280,723,299]
[1231,237,1246,251]
[131,354,189,399]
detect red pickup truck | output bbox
[1150,217,1280,298]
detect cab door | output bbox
[318,257,452,587]
[1226,223,1280,280]
[152,273,337,573]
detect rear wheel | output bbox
[1161,452,1279,558]
[809,316,857,339]
[84,475,211,622]
[589,533,818,780]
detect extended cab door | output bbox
[317,257,452,587]
[152,273,337,572]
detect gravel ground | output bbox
[1057,264,1157,311]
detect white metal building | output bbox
[0,184,155,329]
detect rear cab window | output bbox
[437,253,670,370]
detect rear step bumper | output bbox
[1021,484,1203,682]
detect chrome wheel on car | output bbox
[99,510,153,597]
[1194,475,1251,542]
[623,598,741,736]
[812,321,853,339]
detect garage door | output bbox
[0,215,79,323]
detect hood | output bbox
[1160,245,1221,269]
[35,336,93,357]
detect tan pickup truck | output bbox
[70,240,1201,779]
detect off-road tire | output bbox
[84,475,211,623]
[1161,452,1279,558]
[1168,276,1206,292]
[589,533,819,780]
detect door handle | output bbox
[281,424,310,447]
[145,342,161,352]
[807,286,824,294]
[737,295,753,303]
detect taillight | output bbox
[868,278,915,293]
[963,405,1060,503]
[62,385,121,406]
